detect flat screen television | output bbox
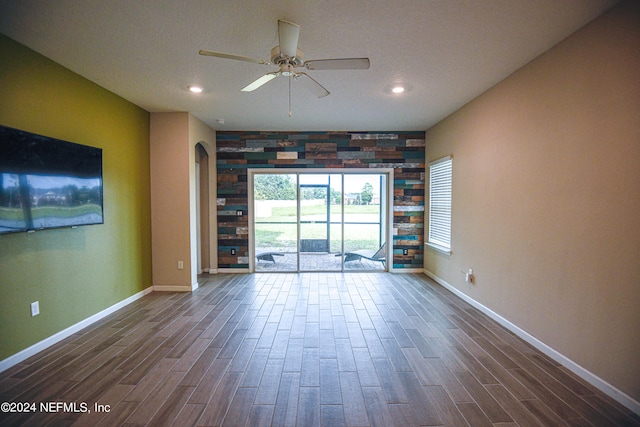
[0,124,103,235]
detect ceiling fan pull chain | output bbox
[288,70,293,117]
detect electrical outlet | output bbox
[178,261,184,270]
[30,301,40,317]
[231,249,236,255]
[402,249,409,255]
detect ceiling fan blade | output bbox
[241,72,280,92]
[278,20,300,58]
[303,58,370,71]
[296,72,330,98]
[199,50,270,65]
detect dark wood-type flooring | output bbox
[1,273,638,426]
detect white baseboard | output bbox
[423,269,640,415]
[390,267,423,273]
[212,268,423,276]
[0,286,153,374]
[153,282,198,292]
[217,268,250,273]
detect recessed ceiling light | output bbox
[385,82,411,95]
[188,85,203,93]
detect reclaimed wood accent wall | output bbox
[216,131,425,270]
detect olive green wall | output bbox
[424,1,640,405]
[0,34,152,360]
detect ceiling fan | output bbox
[199,19,370,115]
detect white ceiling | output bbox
[0,0,618,131]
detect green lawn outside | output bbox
[0,207,23,221]
[33,204,102,218]
[0,204,101,220]
[255,202,383,251]
[259,203,380,221]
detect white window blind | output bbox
[428,156,452,253]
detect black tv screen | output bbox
[0,124,103,235]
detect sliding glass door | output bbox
[253,174,298,272]
[252,171,387,272]
[343,174,387,271]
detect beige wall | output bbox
[189,115,217,274]
[424,0,640,406]
[196,144,211,272]
[150,112,216,290]
[150,113,192,289]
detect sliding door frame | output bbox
[248,168,394,273]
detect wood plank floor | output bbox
[0,273,638,426]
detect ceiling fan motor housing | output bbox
[270,46,303,67]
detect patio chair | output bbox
[256,252,284,263]
[340,242,386,267]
